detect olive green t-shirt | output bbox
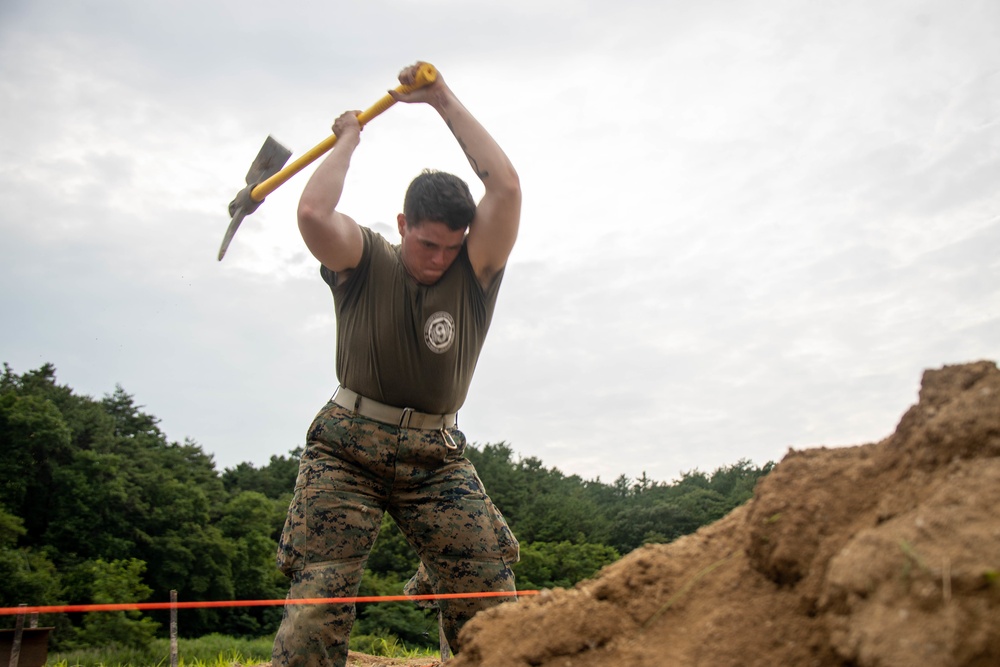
[321,226,503,414]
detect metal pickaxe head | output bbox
[218,135,292,261]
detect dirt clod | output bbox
[444,360,1000,667]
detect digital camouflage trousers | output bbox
[272,401,520,667]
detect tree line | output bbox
[0,363,772,650]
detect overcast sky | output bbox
[1,0,997,484]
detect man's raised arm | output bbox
[297,111,365,273]
[392,64,522,286]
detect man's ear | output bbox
[397,213,407,237]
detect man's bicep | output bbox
[466,189,521,282]
[299,210,364,273]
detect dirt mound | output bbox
[448,361,1000,667]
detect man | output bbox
[272,62,522,667]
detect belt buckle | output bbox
[398,407,414,429]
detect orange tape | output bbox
[0,590,539,616]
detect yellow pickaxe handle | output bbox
[249,63,438,202]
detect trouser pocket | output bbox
[277,486,383,576]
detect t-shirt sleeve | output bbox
[320,226,374,294]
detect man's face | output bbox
[397,214,467,285]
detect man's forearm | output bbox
[298,133,360,220]
[430,85,518,193]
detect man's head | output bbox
[397,170,476,285]
[403,170,476,231]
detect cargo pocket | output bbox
[301,487,382,567]
[276,486,307,575]
[484,494,520,565]
[277,483,383,575]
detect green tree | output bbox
[0,504,63,627]
[222,450,301,501]
[366,515,421,576]
[1,364,257,637]
[513,541,620,590]
[215,491,287,636]
[708,458,774,509]
[44,450,141,562]
[466,444,613,545]
[70,558,159,648]
[0,391,74,541]
[355,570,436,648]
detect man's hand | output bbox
[389,61,447,108]
[332,110,362,140]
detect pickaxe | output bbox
[219,63,439,261]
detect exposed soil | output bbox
[345,654,440,666]
[438,360,1000,666]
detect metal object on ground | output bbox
[0,627,54,667]
[219,62,438,261]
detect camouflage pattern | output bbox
[272,401,519,667]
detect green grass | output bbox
[349,631,436,659]
[48,634,273,667]
[47,631,437,667]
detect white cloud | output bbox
[1,0,998,483]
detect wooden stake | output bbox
[170,591,178,667]
[438,610,452,661]
[8,604,25,667]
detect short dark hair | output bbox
[403,170,476,231]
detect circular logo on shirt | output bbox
[424,311,456,354]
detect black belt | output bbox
[332,387,457,430]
